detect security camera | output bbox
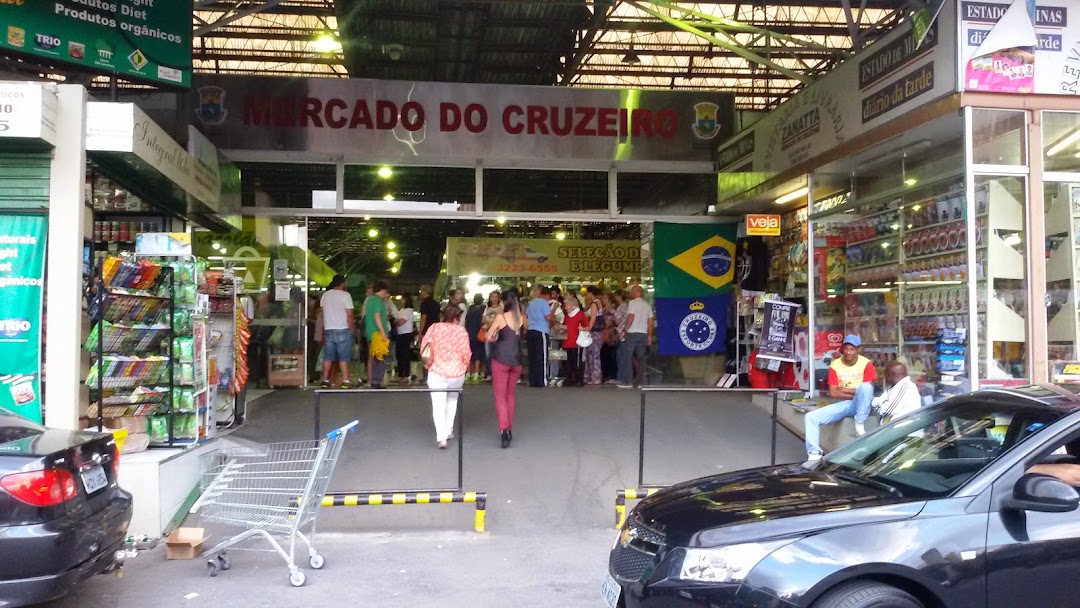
[382,44,404,61]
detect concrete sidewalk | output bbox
[43,385,804,607]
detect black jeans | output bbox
[565,347,582,386]
[395,333,413,378]
[526,330,548,387]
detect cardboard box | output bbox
[166,528,206,560]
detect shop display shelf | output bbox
[902,310,969,317]
[902,248,966,263]
[846,260,899,272]
[903,217,967,236]
[846,232,899,248]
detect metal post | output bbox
[314,391,321,439]
[638,389,647,488]
[770,391,778,466]
[456,391,464,491]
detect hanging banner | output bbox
[446,238,641,277]
[0,215,47,422]
[759,300,801,363]
[655,297,730,356]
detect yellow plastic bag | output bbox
[370,332,390,361]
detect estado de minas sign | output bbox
[191,76,734,164]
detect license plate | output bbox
[81,465,108,494]
[601,573,622,608]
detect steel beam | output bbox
[194,0,283,36]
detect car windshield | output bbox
[819,398,1067,499]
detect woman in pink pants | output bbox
[485,289,523,448]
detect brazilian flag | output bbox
[653,223,737,356]
[654,223,738,297]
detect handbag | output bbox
[421,342,434,368]
[477,326,487,343]
[576,330,593,348]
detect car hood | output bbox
[635,464,926,548]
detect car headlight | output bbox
[676,540,790,583]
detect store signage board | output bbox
[189,76,735,166]
[86,103,221,211]
[0,82,58,145]
[716,2,958,202]
[958,0,1080,95]
[0,1,191,88]
[0,215,48,423]
[135,232,192,256]
[746,214,781,236]
[446,238,641,277]
[758,300,801,363]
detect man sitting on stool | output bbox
[873,361,922,424]
[805,335,876,461]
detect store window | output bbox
[810,114,968,400]
[972,109,1027,166]
[1043,111,1080,173]
[240,163,336,209]
[617,173,715,216]
[342,165,475,214]
[484,169,608,214]
[1044,177,1078,377]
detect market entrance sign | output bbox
[0,1,191,87]
[446,238,641,277]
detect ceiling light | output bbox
[211,242,221,250]
[775,187,809,205]
[383,194,395,202]
[1048,128,1080,156]
[555,231,567,240]
[496,216,507,225]
[387,241,396,250]
[312,34,342,53]
[904,177,918,186]
[387,251,398,260]
[622,51,641,64]
[1004,233,1022,246]
[390,266,400,274]
[364,215,371,220]
[377,166,393,179]
[368,228,379,238]
[219,248,227,255]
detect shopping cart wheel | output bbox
[218,554,231,571]
[309,553,325,569]
[207,561,219,578]
[289,570,306,587]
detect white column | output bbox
[45,85,87,430]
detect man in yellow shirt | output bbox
[804,334,877,460]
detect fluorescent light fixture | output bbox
[775,187,809,205]
[368,228,379,238]
[377,166,393,179]
[312,34,342,53]
[496,216,507,225]
[383,194,395,202]
[852,288,892,293]
[904,177,918,186]
[555,231,567,240]
[1049,128,1080,156]
[902,280,963,285]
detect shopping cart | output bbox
[190,420,359,587]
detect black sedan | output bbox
[604,384,1080,608]
[0,409,131,607]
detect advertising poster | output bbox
[653,223,737,356]
[446,238,641,277]
[758,300,801,362]
[960,0,1080,95]
[0,216,47,422]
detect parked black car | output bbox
[604,384,1080,608]
[0,409,131,607]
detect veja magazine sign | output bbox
[446,238,641,277]
[745,214,781,236]
[0,216,47,423]
[0,0,192,87]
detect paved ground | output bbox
[42,385,804,607]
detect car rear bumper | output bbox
[618,581,798,608]
[0,490,132,607]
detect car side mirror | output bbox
[1003,473,1080,513]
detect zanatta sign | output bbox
[746,214,781,236]
[191,75,735,165]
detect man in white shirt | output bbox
[320,274,355,388]
[872,361,922,425]
[617,285,653,388]
[451,289,468,327]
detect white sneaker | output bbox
[854,421,866,437]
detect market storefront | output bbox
[715,0,1080,397]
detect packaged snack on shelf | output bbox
[148,416,169,442]
[173,337,194,362]
[173,388,195,412]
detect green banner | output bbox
[654,222,738,298]
[1,1,191,88]
[0,215,47,423]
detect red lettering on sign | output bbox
[631,109,652,137]
[273,97,296,127]
[527,106,549,135]
[550,107,573,136]
[243,97,272,126]
[656,109,677,139]
[574,107,596,136]
[441,102,461,132]
[349,101,372,129]
[376,100,397,129]
[301,97,323,128]
[619,108,629,137]
[503,105,524,134]
[325,98,347,128]
[597,107,617,137]
[464,103,487,133]
[401,101,424,132]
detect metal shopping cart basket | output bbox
[190,420,359,587]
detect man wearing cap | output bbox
[320,274,355,388]
[804,334,877,460]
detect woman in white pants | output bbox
[421,305,472,449]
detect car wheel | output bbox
[813,581,925,608]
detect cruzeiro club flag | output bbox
[653,222,737,356]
